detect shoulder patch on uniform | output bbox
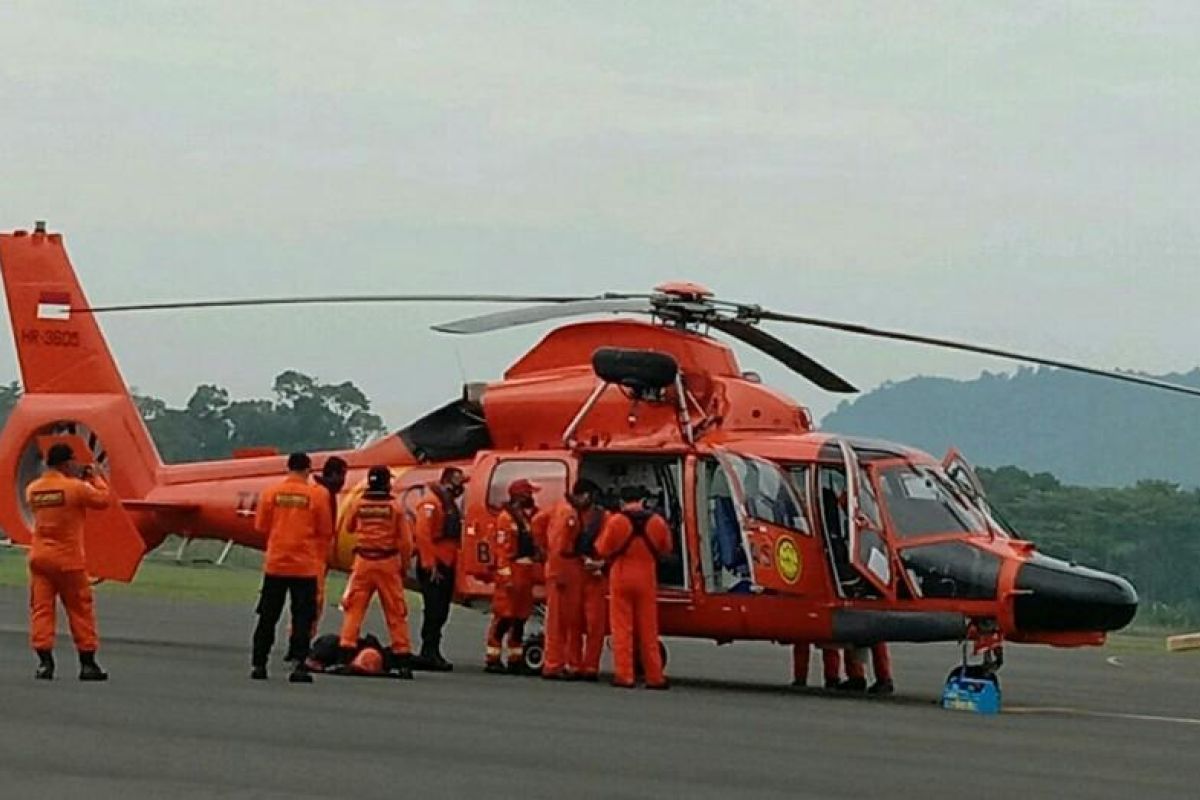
[275,492,311,509]
[30,490,66,509]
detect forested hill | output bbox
[821,367,1200,488]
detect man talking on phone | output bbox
[25,443,111,681]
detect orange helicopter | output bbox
[3,224,1192,684]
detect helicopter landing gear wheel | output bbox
[522,633,544,676]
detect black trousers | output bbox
[417,565,455,655]
[252,574,318,668]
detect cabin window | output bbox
[486,460,569,513]
[578,455,687,590]
[721,452,810,534]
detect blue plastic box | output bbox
[941,675,1002,715]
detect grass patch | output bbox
[0,544,349,606]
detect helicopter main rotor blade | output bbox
[75,294,598,314]
[757,309,1200,399]
[708,318,858,393]
[432,297,653,335]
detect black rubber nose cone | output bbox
[1014,553,1138,632]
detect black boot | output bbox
[35,649,54,681]
[389,653,414,680]
[836,677,867,693]
[250,665,268,680]
[78,651,108,682]
[868,678,895,696]
[415,646,453,672]
[288,662,314,684]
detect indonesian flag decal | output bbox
[36,291,71,321]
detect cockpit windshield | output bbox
[875,463,986,540]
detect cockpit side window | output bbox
[724,453,810,535]
[876,464,983,540]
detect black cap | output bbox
[287,452,312,472]
[572,479,601,497]
[46,443,74,467]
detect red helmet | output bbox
[350,648,384,675]
[507,479,541,499]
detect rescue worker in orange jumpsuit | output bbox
[26,443,110,681]
[791,643,842,689]
[541,479,603,680]
[840,642,894,695]
[578,492,614,681]
[337,466,415,679]
[251,452,334,683]
[485,478,540,674]
[413,466,467,671]
[594,485,672,689]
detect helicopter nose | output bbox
[1013,554,1138,633]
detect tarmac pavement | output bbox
[1,585,1196,799]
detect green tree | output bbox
[980,466,1200,625]
[136,371,386,463]
[0,381,21,427]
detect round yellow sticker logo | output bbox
[775,537,801,584]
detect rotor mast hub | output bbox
[653,281,713,301]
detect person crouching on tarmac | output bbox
[251,452,334,683]
[25,443,111,681]
[594,485,673,690]
[335,466,415,679]
[485,479,540,675]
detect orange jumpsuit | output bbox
[595,504,672,688]
[486,505,537,668]
[338,493,413,656]
[845,642,892,683]
[252,475,334,668]
[257,475,335,578]
[26,469,110,653]
[542,500,585,677]
[577,507,610,678]
[413,485,461,659]
[414,487,460,573]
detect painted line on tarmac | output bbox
[1105,656,1123,668]
[1006,706,1200,727]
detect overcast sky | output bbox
[1,2,1197,427]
